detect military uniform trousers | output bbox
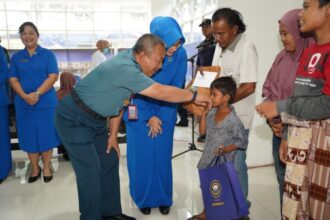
[54,95,121,220]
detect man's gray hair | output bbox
[133,34,165,56]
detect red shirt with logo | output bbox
[295,42,330,96]
[277,42,330,120]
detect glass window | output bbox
[5,2,34,11]
[94,12,120,30]
[172,0,218,43]
[182,23,192,43]
[182,2,191,22]
[0,31,9,48]
[3,1,150,49]
[6,11,37,31]
[39,31,66,49]
[172,8,182,24]
[95,3,120,12]
[67,3,94,12]
[37,12,66,31]
[193,0,202,16]
[95,31,120,47]
[35,2,67,11]
[121,12,148,31]
[192,20,203,42]
[67,31,95,49]
[67,12,93,31]
[8,31,23,50]
[0,11,6,30]
[204,0,216,14]
[121,31,144,48]
[121,4,146,13]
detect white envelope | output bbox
[192,71,218,88]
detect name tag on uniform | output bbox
[128,104,138,120]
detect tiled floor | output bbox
[0,124,281,220]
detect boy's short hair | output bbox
[210,77,237,104]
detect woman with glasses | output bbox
[124,16,187,216]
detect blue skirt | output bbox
[0,106,11,179]
[16,108,60,153]
[126,120,174,208]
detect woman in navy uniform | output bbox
[124,17,187,215]
[9,22,60,183]
[0,45,11,183]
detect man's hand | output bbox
[147,116,162,138]
[195,93,212,109]
[201,106,211,115]
[256,101,278,119]
[107,134,120,158]
[279,140,288,164]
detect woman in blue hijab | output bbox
[124,17,187,215]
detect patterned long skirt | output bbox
[282,119,330,220]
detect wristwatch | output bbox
[191,91,198,102]
[35,90,42,97]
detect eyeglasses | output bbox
[172,40,181,48]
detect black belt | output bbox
[71,90,107,121]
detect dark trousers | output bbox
[272,134,285,209]
[233,129,250,207]
[54,95,121,220]
[177,82,188,124]
[177,104,188,124]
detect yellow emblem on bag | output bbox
[210,180,222,199]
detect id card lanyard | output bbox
[128,94,138,120]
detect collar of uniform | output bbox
[23,44,44,57]
[130,49,143,72]
[226,34,242,52]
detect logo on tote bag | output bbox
[210,180,222,198]
[210,180,224,206]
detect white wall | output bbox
[214,0,302,166]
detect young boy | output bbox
[188,77,247,220]
[256,0,330,219]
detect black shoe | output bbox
[176,121,188,127]
[43,166,53,183]
[63,152,70,161]
[197,134,206,143]
[159,206,170,215]
[43,175,53,183]
[28,167,41,183]
[238,216,250,220]
[102,213,136,220]
[0,179,3,184]
[139,207,151,215]
[118,135,127,144]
